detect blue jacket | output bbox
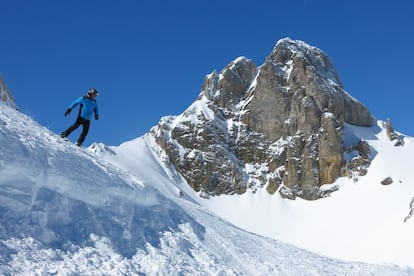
[68,95,98,120]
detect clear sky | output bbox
[1,0,413,146]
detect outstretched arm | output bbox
[67,97,83,111]
[64,97,82,116]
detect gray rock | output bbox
[381,177,393,186]
[384,118,404,146]
[404,197,414,223]
[152,38,374,200]
[0,74,17,109]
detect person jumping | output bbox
[61,88,99,147]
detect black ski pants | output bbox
[62,116,90,145]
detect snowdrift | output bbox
[0,103,202,259]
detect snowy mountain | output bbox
[1,96,413,274]
[148,38,414,270]
[152,38,375,201]
[1,37,414,275]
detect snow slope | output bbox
[187,121,414,268]
[1,103,413,274]
[144,77,414,268]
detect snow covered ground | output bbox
[190,122,414,268]
[1,102,414,275]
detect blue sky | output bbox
[1,0,413,146]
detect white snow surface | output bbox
[197,122,414,268]
[1,102,414,275]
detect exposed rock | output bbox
[0,74,17,109]
[344,140,371,182]
[381,177,393,186]
[384,118,404,146]
[404,197,414,223]
[319,113,343,185]
[152,38,374,200]
[355,140,371,158]
[202,57,257,110]
[242,39,373,142]
[279,185,296,200]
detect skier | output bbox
[61,88,99,146]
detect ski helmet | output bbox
[88,88,99,96]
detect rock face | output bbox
[0,74,17,109]
[384,118,405,146]
[151,38,374,200]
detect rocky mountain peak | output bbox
[201,56,257,111]
[271,38,343,87]
[152,38,374,200]
[244,38,372,140]
[0,74,17,109]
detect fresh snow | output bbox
[1,102,414,275]
[194,121,414,268]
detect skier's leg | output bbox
[76,119,90,146]
[61,118,82,138]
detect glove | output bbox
[64,109,71,116]
[95,114,99,120]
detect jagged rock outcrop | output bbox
[0,74,17,109]
[384,118,404,146]
[151,38,374,200]
[344,140,371,182]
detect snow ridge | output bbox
[0,102,203,258]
